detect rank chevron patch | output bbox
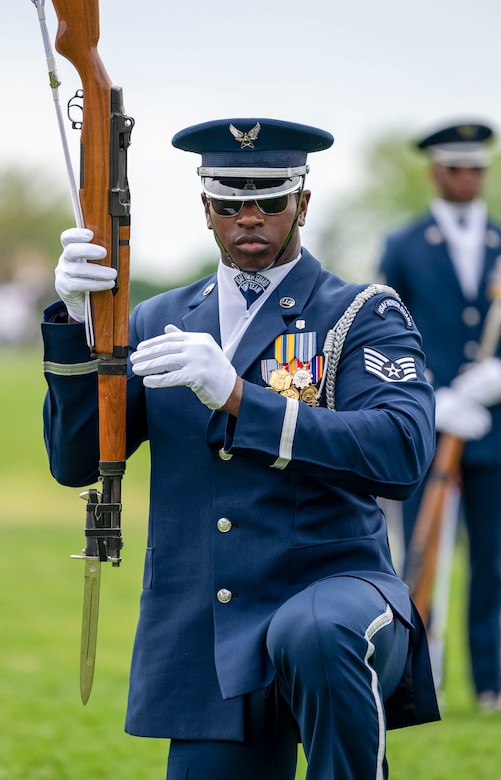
[363,347,417,382]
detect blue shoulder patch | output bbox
[374,297,413,329]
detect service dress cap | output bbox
[172,117,334,200]
[416,121,495,168]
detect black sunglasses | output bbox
[209,193,291,217]
[446,166,484,174]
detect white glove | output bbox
[55,228,115,322]
[435,386,492,441]
[451,357,501,408]
[130,325,237,410]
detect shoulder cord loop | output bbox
[317,284,400,410]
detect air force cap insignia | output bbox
[363,347,417,382]
[229,122,261,149]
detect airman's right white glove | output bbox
[131,325,237,410]
[435,386,492,441]
[55,228,115,322]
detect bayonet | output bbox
[72,489,103,704]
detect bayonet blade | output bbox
[80,555,101,704]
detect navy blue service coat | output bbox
[379,210,501,466]
[42,249,439,740]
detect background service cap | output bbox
[416,121,495,168]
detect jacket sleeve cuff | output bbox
[41,301,94,367]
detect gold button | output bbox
[217,518,232,533]
[217,589,233,604]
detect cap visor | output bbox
[202,175,303,200]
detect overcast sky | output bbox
[7,0,501,282]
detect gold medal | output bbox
[280,387,300,400]
[269,367,292,392]
[300,385,319,406]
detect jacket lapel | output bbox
[231,251,322,377]
[425,212,501,303]
[178,253,323,377]
[423,213,466,298]
[181,275,221,344]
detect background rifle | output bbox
[50,0,134,701]
[405,274,501,624]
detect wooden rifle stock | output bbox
[405,434,463,622]
[52,0,134,565]
[53,0,115,352]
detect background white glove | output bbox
[435,386,492,441]
[131,325,237,410]
[451,357,501,408]
[55,227,115,322]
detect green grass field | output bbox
[2,345,501,778]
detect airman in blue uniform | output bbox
[43,118,439,779]
[378,121,501,711]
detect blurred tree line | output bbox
[0,168,73,344]
[2,131,501,343]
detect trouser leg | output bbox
[463,464,501,695]
[166,684,298,780]
[266,576,409,780]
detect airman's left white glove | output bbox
[451,357,501,408]
[55,228,114,321]
[130,325,237,410]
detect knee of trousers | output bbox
[266,581,369,685]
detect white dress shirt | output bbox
[217,253,301,360]
[430,198,487,299]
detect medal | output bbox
[280,386,300,400]
[292,367,313,389]
[299,385,319,406]
[263,333,322,405]
[269,368,292,392]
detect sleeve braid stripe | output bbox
[43,359,99,376]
